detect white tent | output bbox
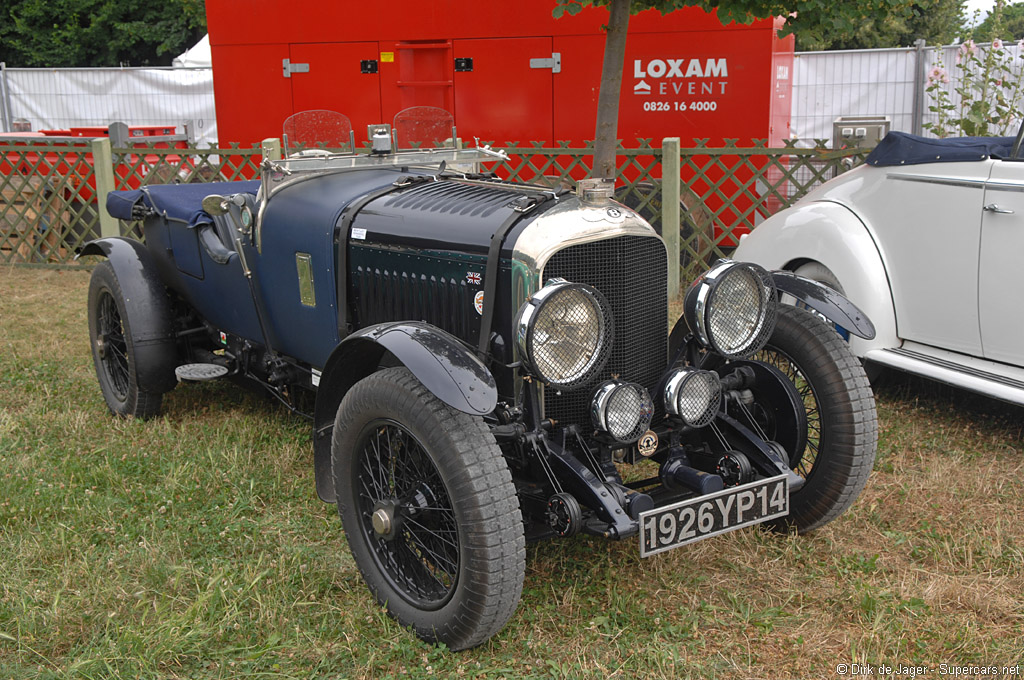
[172,34,211,68]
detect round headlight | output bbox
[591,381,654,443]
[515,278,613,390]
[683,260,776,358]
[663,367,722,427]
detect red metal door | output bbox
[453,37,554,145]
[288,42,383,137]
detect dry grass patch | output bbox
[1,265,1022,679]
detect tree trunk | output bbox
[592,0,631,179]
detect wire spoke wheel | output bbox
[88,260,178,419]
[96,290,131,400]
[753,346,821,478]
[332,367,525,650]
[356,420,460,608]
[753,305,878,533]
[87,261,174,418]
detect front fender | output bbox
[733,200,897,356]
[771,271,875,340]
[311,321,498,502]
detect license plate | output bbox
[639,474,789,558]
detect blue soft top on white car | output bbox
[866,132,1017,166]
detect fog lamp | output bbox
[591,380,654,443]
[663,367,722,427]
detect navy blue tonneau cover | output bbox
[866,131,1017,167]
[105,180,261,227]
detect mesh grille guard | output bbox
[541,234,668,429]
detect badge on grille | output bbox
[474,291,485,315]
[466,272,482,285]
[637,430,658,457]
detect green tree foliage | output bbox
[793,0,965,50]
[555,0,925,176]
[0,0,206,67]
[972,0,1024,40]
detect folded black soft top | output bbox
[866,131,1017,167]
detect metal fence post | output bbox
[912,39,927,136]
[661,137,681,299]
[0,62,10,132]
[261,137,282,162]
[91,137,119,238]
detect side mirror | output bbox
[202,194,229,216]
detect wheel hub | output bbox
[372,508,393,535]
[370,500,399,540]
[95,336,108,359]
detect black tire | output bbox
[755,305,878,533]
[331,367,525,650]
[87,261,165,418]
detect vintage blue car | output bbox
[82,109,878,650]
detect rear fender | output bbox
[78,237,178,393]
[734,200,897,356]
[312,321,498,502]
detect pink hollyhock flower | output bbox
[927,66,950,85]
[959,39,978,59]
[993,38,1004,50]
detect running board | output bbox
[864,344,1024,406]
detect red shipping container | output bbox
[206,0,793,150]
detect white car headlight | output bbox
[591,380,654,443]
[684,260,776,358]
[515,278,612,390]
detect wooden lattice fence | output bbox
[1,137,867,283]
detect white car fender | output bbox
[735,200,897,357]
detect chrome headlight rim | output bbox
[515,278,613,391]
[590,380,655,443]
[683,260,777,359]
[663,367,722,428]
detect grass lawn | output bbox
[1,265,1022,679]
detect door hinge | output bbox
[529,53,561,74]
[282,59,310,78]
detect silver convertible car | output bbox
[734,124,1024,405]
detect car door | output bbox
[870,163,990,357]
[979,154,1024,366]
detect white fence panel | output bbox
[793,43,1024,146]
[2,43,1023,149]
[2,67,217,146]
[793,47,917,144]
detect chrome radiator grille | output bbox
[541,235,668,429]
